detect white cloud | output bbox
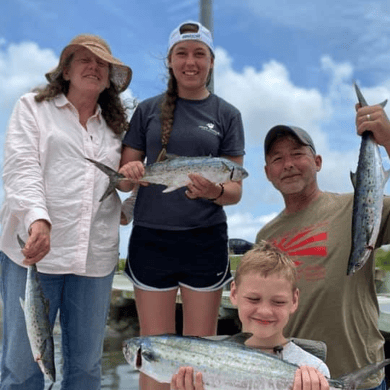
[227,211,278,242]
[0,41,58,109]
[214,47,329,146]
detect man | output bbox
[256,104,390,390]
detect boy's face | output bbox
[230,272,299,347]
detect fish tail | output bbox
[330,359,390,389]
[85,158,124,202]
[99,181,118,202]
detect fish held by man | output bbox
[17,235,56,388]
[122,334,390,390]
[347,83,390,275]
[86,154,249,202]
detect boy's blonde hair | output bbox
[234,241,297,290]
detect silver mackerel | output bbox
[347,84,390,275]
[17,235,56,387]
[139,154,248,192]
[86,154,248,202]
[123,334,390,390]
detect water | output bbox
[42,310,141,390]
[0,297,141,390]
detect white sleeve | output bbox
[2,95,51,232]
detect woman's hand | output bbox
[171,367,204,390]
[119,146,147,192]
[117,161,149,192]
[185,174,221,200]
[119,160,145,182]
[22,219,51,265]
[293,366,329,390]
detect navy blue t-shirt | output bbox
[122,93,245,230]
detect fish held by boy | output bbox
[17,235,56,388]
[347,83,390,275]
[122,333,390,390]
[86,154,249,202]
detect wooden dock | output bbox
[112,273,236,310]
[113,273,390,333]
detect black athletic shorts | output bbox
[124,223,233,291]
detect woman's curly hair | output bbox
[33,53,128,136]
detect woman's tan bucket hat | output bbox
[45,34,132,93]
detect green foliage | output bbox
[375,248,390,271]
[117,258,126,272]
[229,255,242,271]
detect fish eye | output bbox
[142,350,156,363]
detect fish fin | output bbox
[354,83,368,107]
[383,169,390,185]
[99,182,118,202]
[19,297,25,311]
[44,297,51,318]
[350,171,357,188]
[223,332,253,345]
[330,359,390,389]
[85,158,119,176]
[85,157,119,176]
[164,153,180,161]
[121,186,139,225]
[353,83,388,109]
[162,186,182,193]
[17,234,26,249]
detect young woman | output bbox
[119,21,245,390]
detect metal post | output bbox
[199,0,214,93]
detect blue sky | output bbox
[1,0,390,258]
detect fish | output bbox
[17,235,56,388]
[347,83,390,275]
[120,184,139,225]
[122,333,390,390]
[86,154,248,204]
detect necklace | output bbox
[257,340,290,355]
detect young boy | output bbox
[171,241,330,390]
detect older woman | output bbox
[0,34,131,390]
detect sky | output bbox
[1,0,390,258]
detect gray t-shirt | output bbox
[205,336,330,378]
[122,93,245,230]
[283,341,330,377]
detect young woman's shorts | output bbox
[124,223,233,291]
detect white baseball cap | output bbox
[168,21,214,55]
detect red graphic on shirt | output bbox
[268,224,328,282]
[271,226,327,257]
